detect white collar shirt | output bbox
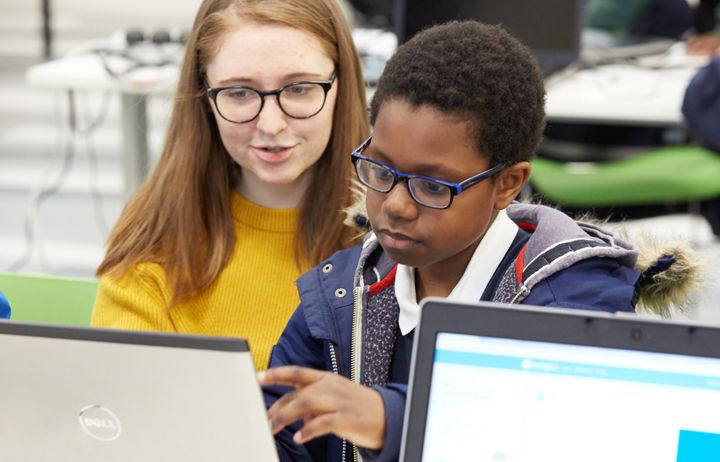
[394,209,518,335]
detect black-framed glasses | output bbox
[351,136,506,209]
[206,70,337,124]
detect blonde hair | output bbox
[98,0,369,304]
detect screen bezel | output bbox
[0,319,248,352]
[400,300,720,462]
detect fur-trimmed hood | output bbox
[345,195,701,317]
[613,231,702,317]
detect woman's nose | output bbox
[255,96,288,136]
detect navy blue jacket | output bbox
[265,222,639,462]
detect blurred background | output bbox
[1,0,719,322]
[0,0,202,275]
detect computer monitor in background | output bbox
[393,0,583,75]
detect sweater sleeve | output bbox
[90,263,175,331]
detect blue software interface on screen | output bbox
[422,333,720,462]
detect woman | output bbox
[92,0,369,370]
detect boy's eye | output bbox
[369,163,394,182]
[415,179,448,196]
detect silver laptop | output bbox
[401,299,720,462]
[0,320,278,461]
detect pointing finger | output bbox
[258,366,329,389]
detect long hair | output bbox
[97,0,369,304]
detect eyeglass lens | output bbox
[355,158,452,208]
[215,82,327,123]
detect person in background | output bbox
[688,0,720,55]
[258,20,697,461]
[91,0,369,370]
[585,0,720,54]
[585,0,692,40]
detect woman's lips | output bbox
[379,229,418,251]
[252,145,294,164]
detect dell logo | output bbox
[82,417,118,429]
[78,405,122,441]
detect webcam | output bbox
[630,328,643,341]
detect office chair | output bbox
[529,145,720,236]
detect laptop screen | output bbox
[401,300,720,462]
[393,0,583,75]
[423,333,720,461]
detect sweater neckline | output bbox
[231,192,299,233]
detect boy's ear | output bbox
[493,161,531,209]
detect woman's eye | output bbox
[226,88,254,100]
[286,84,311,96]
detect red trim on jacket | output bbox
[369,265,398,295]
[515,243,529,284]
[516,221,537,233]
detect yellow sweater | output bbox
[91,193,310,370]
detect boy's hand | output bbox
[258,366,386,450]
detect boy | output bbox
[259,20,690,462]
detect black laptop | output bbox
[401,299,720,462]
[393,0,583,76]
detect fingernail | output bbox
[293,430,303,444]
[257,371,266,382]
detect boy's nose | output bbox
[382,182,419,221]
[255,97,288,136]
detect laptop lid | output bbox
[401,299,720,462]
[0,320,278,462]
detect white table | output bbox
[26,52,179,197]
[545,46,709,126]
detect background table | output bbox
[26,52,178,197]
[545,44,708,126]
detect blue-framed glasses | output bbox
[351,136,506,209]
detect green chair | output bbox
[0,272,98,326]
[530,146,720,208]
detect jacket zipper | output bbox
[328,343,348,462]
[329,343,340,375]
[349,286,364,462]
[351,286,363,385]
[510,284,530,304]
